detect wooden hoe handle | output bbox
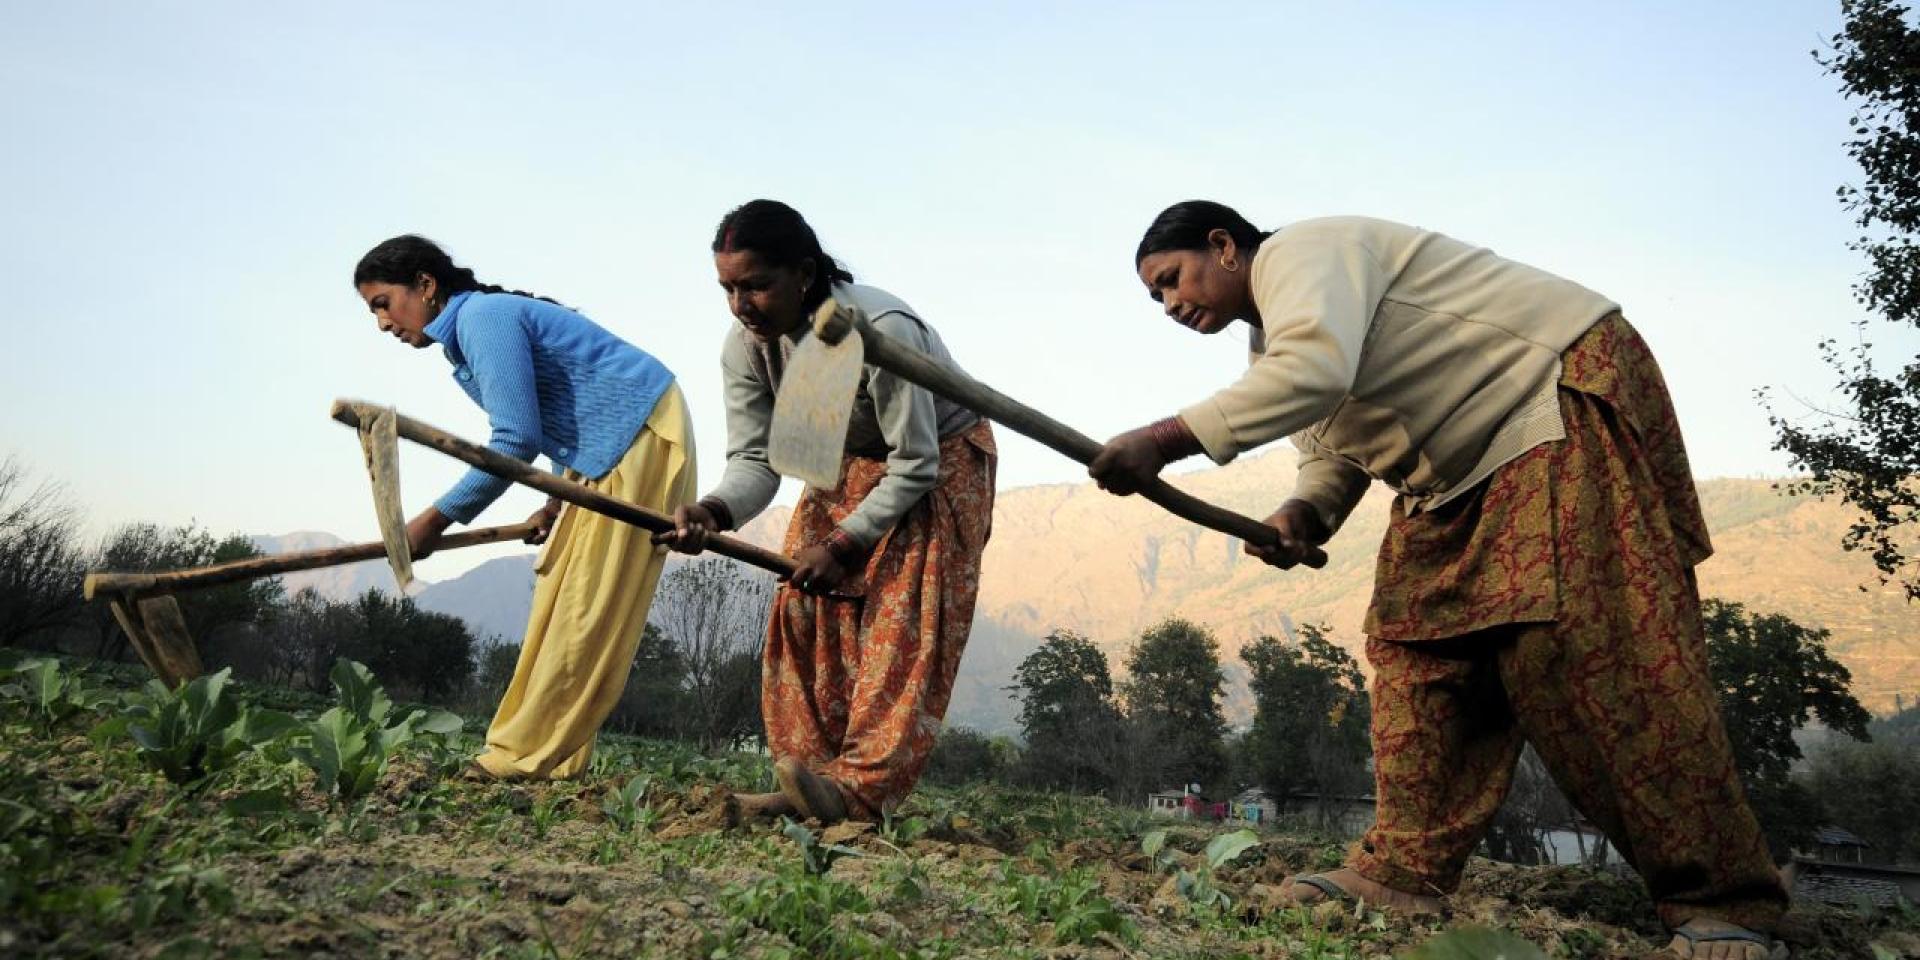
[820,307,1329,569]
[84,521,541,600]
[328,401,800,579]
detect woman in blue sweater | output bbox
[354,235,694,780]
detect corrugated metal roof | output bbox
[1813,826,1870,847]
[1794,874,1905,908]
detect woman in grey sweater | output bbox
[665,200,997,824]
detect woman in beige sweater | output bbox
[1089,202,1787,960]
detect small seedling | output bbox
[601,775,651,833]
[780,818,863,876]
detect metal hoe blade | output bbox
[135,595,206,687]
[352,402,414,591]
[769,330,864,489]
[104,592,203,689]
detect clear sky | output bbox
[2,2,1910,578]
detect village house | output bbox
[1786,825,1916,910]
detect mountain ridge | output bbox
[258,448,1917,730]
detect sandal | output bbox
[1281,870,1444,917]
[1667,919,1788,959]
[1288,873,1359,905]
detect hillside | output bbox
[966,450,1916,722]
[270,448,1917,731]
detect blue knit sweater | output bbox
[424,291,676,522]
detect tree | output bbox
[608,624,686,740]
[341,589,475,704]
[88,522,281,665]
[0,458,87,648]
[1805,730,1920,864]
[1241,622,1371,827]
[922,726,1010,786]
[650,558,773,750]
[1703,599,1872,858]
[247,587,354,689]
[1767,0,1920,599]
[1120,618,1229,794]
[1008,629,1127,795]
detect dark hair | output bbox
[352,235,559,305]
[711,200,853,311]
[1135,200,1272,266]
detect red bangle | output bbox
[1147,416,1204,461]
[823,529,868,566]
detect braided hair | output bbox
[353,235,561,306]
[711,200,853,312]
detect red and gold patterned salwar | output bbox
[763,421,997,818]
[1351,314,1787,931]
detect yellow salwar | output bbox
[473,383,696,780]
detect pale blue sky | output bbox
[2,2,1908,578]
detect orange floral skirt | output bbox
[762,421,996,817]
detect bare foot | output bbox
[733,791,798,820]
[1666,918,1785,959]
[1279,867,1443,916]
[774,757,850,824]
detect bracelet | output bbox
[1146,416,1204,461]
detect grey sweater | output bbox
[704,283,980,548]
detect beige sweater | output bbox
[1176,216,1619,534]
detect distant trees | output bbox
[1008,629,1129,796]
[923,726,1012,787]
[1767,0,1920,599]
[1122,618,1231,795]
[90,522,281,665]
[0,457,88,648]
[1239,622,1371,827]
[607,624,685,740]
[1482,748,1583,867]
[1005,617,1371,808]
[648,558,773,751]
[1805,728,1920,864]
[1703,599,1872,858]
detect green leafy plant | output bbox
[1141,827,1260,910]
[98,668,296,786]
[0,796,64,914]
[128,864,233,931]
[1141,828,1179,872]
[877,857,931,906]
[1404,926,1547,960]
[601,775,651,833]
[2,658,110,731]
[528,793,567,840]
[877,809,928,846]
[288,660,462,803]
[781,817,863,877]
[717,865,878,960]
[992,863,1136,947]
